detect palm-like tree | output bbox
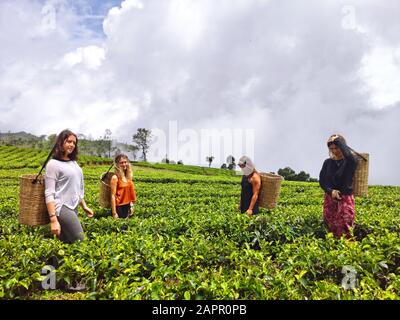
[206,156,214,168]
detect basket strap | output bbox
[348,146,368,162]
[32,143,57,184]
[101,162,115,181]
[106,162,114,173]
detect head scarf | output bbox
[238,156,256,176]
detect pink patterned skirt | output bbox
[323,193,355,239]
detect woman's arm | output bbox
[334,138,356,164]
[44,162,61,236]
[319,160,342,200]
[46,201,61,237]
[247,174,261,216]
[79,199,94,217]
[319,160,332,195]
[110,175,118,218]
[77,166,93,217]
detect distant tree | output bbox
[278,167,316,182]
[77,133,87,140]
[221,163,227,169]
[177,160,183,165]
[133,128,152,162]
[34,135,47,149]
[95,139,106,157]
[114,147,122,156]
[127,144,140,161]
[46,134,57,149]
[103,129,112,158]
[206,156,214,168]
[226,155,235,164]
[296,171,310,182]
[162,154,170,164]
[226,155,236,170]
[79,138,94,156]
[278,167,296,180]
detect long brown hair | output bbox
[53,129,79,161]
[114,154,132,181]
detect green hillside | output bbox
[0,146,234,176]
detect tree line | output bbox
[0,128,151,161]
[0,129,317,181]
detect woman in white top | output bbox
[44,129,94,243]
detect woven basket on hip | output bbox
[99,172,114,208]
[19,174,50,226]
[352,153,369,197]
[258,173,284,209]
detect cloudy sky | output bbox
[0,0,399,185]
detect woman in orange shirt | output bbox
[110,154,137,218]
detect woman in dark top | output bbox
[319,134,357,238]
[238,156,261,217]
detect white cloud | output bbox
[166,0,205,51]
[360,45,400,108]
[56,45,106,70]
[1,0,400,185]
[103,0,143,37]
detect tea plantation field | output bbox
[1,147,400,300]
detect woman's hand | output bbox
[50,219,61,237]
[332,190,342,201]
[112,212,118,219]
[129,203,135,217]
[328,135,340,144]
[83,206,94,218]
[246,209,253,217]
[80,199,94,218]
[329,134,346,146]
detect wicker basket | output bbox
[99,172,114,208]
[352,153,369,197]
[19,174,50,226]
[258,173,284,209]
